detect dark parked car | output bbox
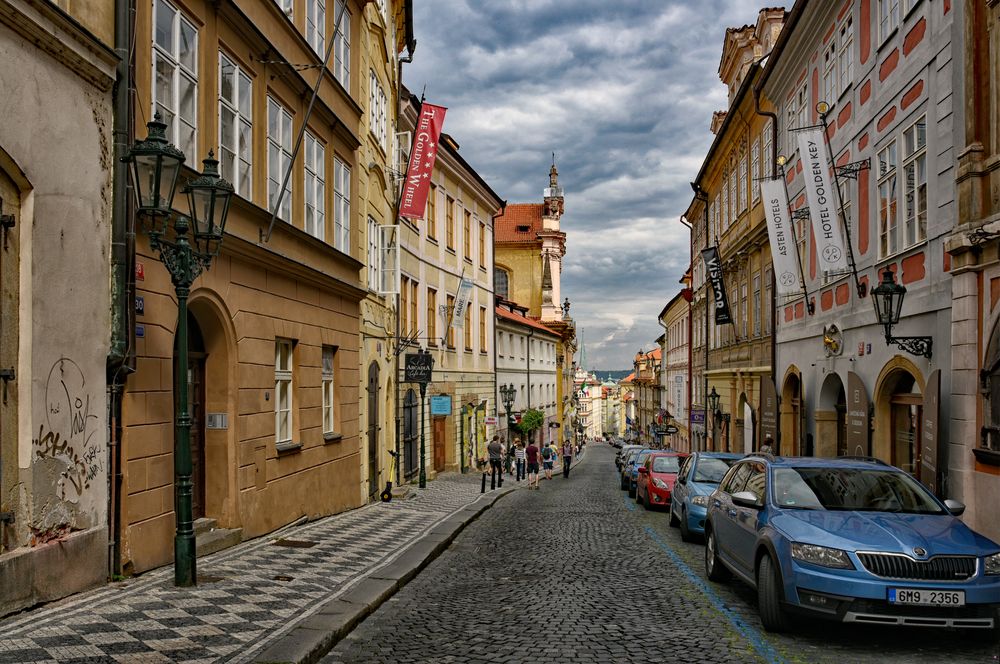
[670,452,741,541]
[704,455,1000,633]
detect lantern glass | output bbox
[126,115,185,218]
[872,268,905,327]
[708,387,720,413]
[184,152,234,257]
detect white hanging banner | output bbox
[797,127,849,274]
[759,179,803,296]
[451,277,474,329]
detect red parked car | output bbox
[636,452,688,510]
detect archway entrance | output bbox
[403,389,417,479]
[174,312,206,519]
[780,370,801,456]
[874,364,923,474]
[817,373,846,458]
[367,363,380,500]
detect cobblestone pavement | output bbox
[0,472,487,664]
[325,444,1000,664]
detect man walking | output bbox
[514,438,526,481]
[488,435,503,490]
[525,437,540,489]
[561,439,574,478]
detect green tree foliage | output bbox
[517,408,545,441]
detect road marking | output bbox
[624,494,786,664]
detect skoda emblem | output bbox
[914,547,927,557]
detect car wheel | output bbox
[679,508,695,543]
[635,488,643,505]
[628,483,636,498]
[757,554,791,633]
[668,504,680,527]
[704,527,731,582]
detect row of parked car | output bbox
[613,444,1000,634]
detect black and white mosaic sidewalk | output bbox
[0,473,487,664]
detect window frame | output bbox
[306,0,325,56]
[267,96,293,223]
[275,339,294,445]
[750,139,761,202]
[334,157,351,253]
[304,131,326,240]
[879,0,901,44]
[479,306,487,353]
[332,0,351,89]
[152,0,198,159]
[322,345,336,436]
[445,195,456,250]
[367,215,381,291]
[426,287,437,346]
[901,116,927,251]
[877,140,899,258]
[446,294,456,349]
[218,51,252,198]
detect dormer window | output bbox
[516,224,530,233]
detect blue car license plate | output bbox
[888,588,965,607]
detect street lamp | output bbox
[417,347,435,489]
[708,386,720,417]
[870,268,932,358]
[124,114,233,587]
[499,383,516,436]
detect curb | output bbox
[253,485,516,664]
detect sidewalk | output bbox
[0,473,513,664]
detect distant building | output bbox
[660,289,691,452]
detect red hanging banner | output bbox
[399,103,447,220]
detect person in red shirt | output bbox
[525,438,541,490]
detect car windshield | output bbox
[633,452,650,468]
[652,456,681,473]
[772,467,945,514]
[693,457,737,483]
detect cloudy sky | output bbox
[405,0,768,370]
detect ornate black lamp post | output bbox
[417,348,435,489]
[870,268,932,358]
[125,115,233,587]
[499,383,516,438]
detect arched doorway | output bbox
[817,373,846,458]
[738,393,755,454]
[780,368,801,456]
[403,388,417,479]
[174,311,206,519]
[367,362,380,500]
[874,363,923,474]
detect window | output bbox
[879,0,900,42]
[823,41,836,106]
[464,306,472,350]
[275,339,294,444]
[729,165,737,222]
[375,0,388,23]
[446,294,456,348]
[446,196,455,250]
[738,154,748,211]
[153,0,197,158]
[275,0,293,16]
[796,84,808,131]
[400,276,409,332]
[463,210,472,260]
[478,220,486,266]
[839,16,854,93]
[750,140,760,202]
[410,279,418,335]
[902,117,927,249]
[753,273,761,337]
[720,176,728,232]
[332,0,350,88]
[877,141,898,257]
[322,346,336,434]
[219,52,252,197]
[304,132,325,240]
[795,215,807,280]
[426,184,437,239]
[479,306,487,352]
[762,121,773,177]
[495,268,509,299]
[764,267,772,334]
[306,0,325,56]
[367,216,381,290]
[267,96,293,222]
[334,158,351,253]
[426,287,437,345]
[369,70,387,150]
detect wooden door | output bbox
[433,417,446,471]
[891,394,922,476]
[403,389,417,479]
[367,363,380,499]
[188,353,206,519]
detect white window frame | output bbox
[720,179,728,233]
[877,140,899,258]
[152,0,198,159]
[307,0,325,56]
[839,16,854,93]
[333,0,351,89]
[369,70,387,151]
[334,158,351,253]
[738,153,748,211]
[275,339,294,444]
[276,0,293,17]
[380,224,399,295]
[901,116,927,250]
[322,346,336,435]
[822,40,837,107]
[367,215,381,291]
[729,164,738,222]
[218,51,252,198]
[879,0,900,43]
[304,131,325,240]
[753,273,761,337]
[267,96,293,222]
[751,140,760,202]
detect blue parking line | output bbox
[625,494,785,664]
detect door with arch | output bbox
[175,312,206,519]
[367,363,380,500]
[403,389,417,478]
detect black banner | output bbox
[701,246,732,325]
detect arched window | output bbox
[494,267,509,299]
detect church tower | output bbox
[540,158,566,322]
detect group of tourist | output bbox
[484,436,578,490]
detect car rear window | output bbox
[652,456,681,473]
[772,467,945,514]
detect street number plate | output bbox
[888,588,965,607]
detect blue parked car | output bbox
[669,452,741,542]
[704,455,1000,633]
[625,449,653,498]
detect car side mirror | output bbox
[638,467,648,475]
[944,499,966,516]
[732,490,763,510]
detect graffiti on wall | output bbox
[33,358,101,500]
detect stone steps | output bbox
[194,517,242,557]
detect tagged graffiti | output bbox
[33,358,101,500]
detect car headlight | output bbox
[691,495,709,507]
[985,553,1000,575]
[652,478,668,489]
[791,543,854,570]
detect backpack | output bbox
[542,446,552,460]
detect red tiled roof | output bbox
[495,204,543,243]
[495,305,560,336]
[620,372,636,383]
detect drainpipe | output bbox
[754,76,781,451]
[680,215,693,452]
[107,0,136,579]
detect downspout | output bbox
[680,215,693,452]
[691,183,710,450]
[490,204,505,463]
[754,73,781,451]
[107,0,136,579]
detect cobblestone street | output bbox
[326,444,1000,664]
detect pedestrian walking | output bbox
[488,435,503,490]
[525,438,540,489]
[561,439,574,478]
[514,438,526,481]
[506,438,516,476]
[541,441,555,481]
[761,434,774,455]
